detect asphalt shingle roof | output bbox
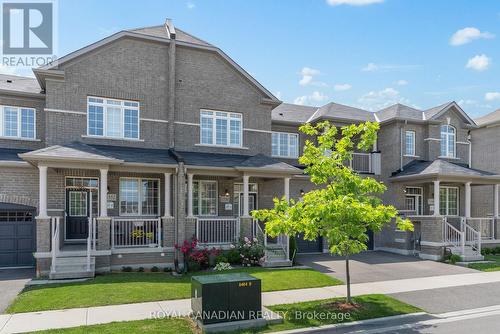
[391,159,496,178]
[0,147,30,162]
[376,103,424,122]
[272,103,317,124]
[128,26,213,47]
[475,109,500,126]
[0,74,41,94]
[309,102,375,123]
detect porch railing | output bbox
[350,153,371,173]
[462,219,481,254]
[196,217,240,245]
[465,217,495,240]
[443,217,465,254]
[111,217,162,249]
[86,217,97,271]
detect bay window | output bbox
[87,97,140,139]
[439,186,459,216]
[0,106,35,139]
[200,110,242,147]
[192,180,217,216]
[119,178,159,216]
[272,132,299,158]
[440,125,456,158]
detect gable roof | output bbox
[307,102,374,123]
[475,108,500,127]
[424,101,476,125]
[391,159,499,182]
[272,103,318,124]
[34,21,279,104]
[375,103,424,122]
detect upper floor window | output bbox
[200,110,242,147]
[272,132,299,158]
[440,125,455,158]
[0,106,35,139]
[87,97,140,139]
[405,130,415,156]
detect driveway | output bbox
[296,251,477,283]
[0,269,34,313]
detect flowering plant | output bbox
[214,262,233,271]
[235,236,265,266]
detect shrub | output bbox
[121,266,133,272]
[189,248,210,269]
[214,262,233,271]
[215,254,228,265]
[448,254,462,264]
[236,237,265,266]
[151,266,159,272]
[163,267,172,273]
[137,267,144,272]
[225,248,241,264]
[188,261,201,272]
[482,248,491,255]
[494,246,500,255]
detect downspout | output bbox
[400,124,404,171]
[467,131,472,168]
[166,19,176,148]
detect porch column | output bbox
[284,177,290,201]
[187,173,194,217]
[495,184,499,218]
[243,174,250,217]
[99,168,108,217]
[38,165,48,218]
[164,173,172,217]
[465,182,471,218]
[433,180,440,216]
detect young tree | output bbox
[252,121,413,304]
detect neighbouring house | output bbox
[0,19,499,278]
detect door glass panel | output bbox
[69,191,87,217]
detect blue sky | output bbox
[7,0,500,117]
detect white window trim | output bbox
[0,105,36,140]
[440,125,456,158]
[87,96,141,140]
[440,186,459,216]
[405,130,416,157]
[272,132,299,158]
[404,186,423,216]
[119,177,160,217]
[193,180,218,217]
[199,109,243,148]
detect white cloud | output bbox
[274,91,282,100]
[450,27,494,46]
[357,87,410,111]
[485,92,500,101]
[334,83,352,91]
[326,0,384,6]
[187,1,195,9]
[396,79,408,86]
[466,54,491,71]
[0,65,33,77]
[294,91,328,106]
[361,63,419,72]
[299,67,326,86]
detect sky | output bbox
[3,0,500,118]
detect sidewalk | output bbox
[3,271,500,334]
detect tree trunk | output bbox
[345,253,351,304]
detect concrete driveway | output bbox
[0,269,34,313]
[296,251,477,283]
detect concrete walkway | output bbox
[3,270,500,334]
[0,269,34,314]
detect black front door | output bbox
[66,189,90,240]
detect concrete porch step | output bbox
[261,259,293,268]
[50,256,96,280]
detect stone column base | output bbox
[35,217,51,253]
[162,216,175,247]
[239,217,253,239]
[96,217,112,251]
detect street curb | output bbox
[267,312,428,334]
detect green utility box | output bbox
[191,273,262,325]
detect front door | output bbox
[66,189,90,240]
[238,193,257,216]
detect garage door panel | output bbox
[296,233,323,253]
[0,224,15,237]
[0,207,35,268]
[17,238,34,251]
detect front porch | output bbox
[388,159,500,261]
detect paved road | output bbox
[0,269,33,314]
[389,281,500,314]
[296,251,476,283]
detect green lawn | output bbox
[28,295,420,334]
[8,267,342,313]
[468,255,500,271]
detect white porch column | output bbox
[243,174,250,217]
[495,184,499,218]
[99,168,108,217]
[187,173,194,217]
[164,173,172,217]
[284,177,290,202]
[38,165,48,218]
[465,182,471,218]
[433,180,440,216]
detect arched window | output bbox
[440,125,456,158]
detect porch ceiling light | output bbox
[300,189,305,196]
[225,189,230,196]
